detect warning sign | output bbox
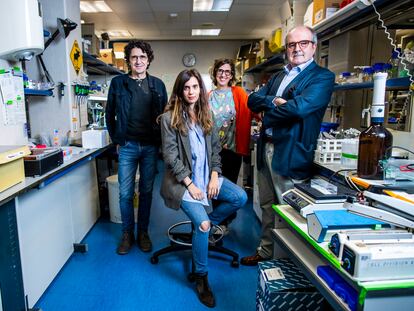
[70,40,83,74]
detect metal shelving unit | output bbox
[313,0,414,41]
[83,51,124,76]
[24,89,53,96]
[244,53,285,74]
[333,77,412,91]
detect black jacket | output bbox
[248,61,335,179]
[105,73,168,146]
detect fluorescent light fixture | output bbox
[96,30,132,38]
[192,29,221,36]
[193,0,233,12]
[80,1,113,13]
[193,0,213,12]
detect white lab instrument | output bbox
[329,229,413,259]
[344,191,414,229]
[0,0,44,60]
[340,235,414,281]
[282,179,351,217]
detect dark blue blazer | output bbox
[248,61,335,179]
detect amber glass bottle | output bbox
[357,73,393,179]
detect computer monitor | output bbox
[237,43,252,60]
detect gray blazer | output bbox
[160,111,222,210]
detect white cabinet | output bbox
[16,158,99,307]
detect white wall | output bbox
[148,40,250,94]
[90,40,251,97]
[26,0,84,142]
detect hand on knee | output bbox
[199,221,211,233]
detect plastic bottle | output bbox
[362,67,374,82]
[388,49,400,78]
[357,73,393,179]
[52,129,60,146]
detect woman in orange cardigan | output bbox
[209,58,252,230]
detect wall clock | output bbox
[182,53,196,67]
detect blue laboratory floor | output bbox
[35,164,262,311]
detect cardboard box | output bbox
[99,49,115,65]
[257,39,274,60]
[83,34,100,56]
[313,0,340,25]
[304,2,314,26]
[0,146,30,192]
[82,129,110,149]
[115,58,127,71]
[257,259,328,311]
[244,55,257,70]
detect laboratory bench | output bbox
[0,145,110,310]
[268,163,414,311]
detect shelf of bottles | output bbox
[333,77,411,91]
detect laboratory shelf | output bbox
[244,53,285,73]
[83,51,124,76]
[313,0,414,40]
[333,77,412,91]
[24,89,53,96]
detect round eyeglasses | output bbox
[286,40,315,50]
[217,69,232,76]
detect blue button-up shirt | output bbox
[276,58,314,96]
[265,58,314,137]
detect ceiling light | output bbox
[96,30,132,38]
[81,20,85,24]
[193,0,213,12]
[193,0,233,12]
[80,1,112,13]
[192,29,221,36]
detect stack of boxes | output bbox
[81,23,100,56]
[256,259,328,311]
[312,0,341,25]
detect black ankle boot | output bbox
[188,273,216,308]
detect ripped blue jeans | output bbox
[180,177,247,274]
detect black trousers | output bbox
[213,148,243,225]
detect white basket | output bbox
[314,150,342,164]
[316,138,343,153]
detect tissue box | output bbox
[82,130,109,149]
[257,259,328,311]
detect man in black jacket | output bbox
[241,26,335,265]
[105,40,167,254]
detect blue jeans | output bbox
[180,178,247,274]
[118,141,158,233]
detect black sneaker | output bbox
[137,232,152,252]
[116,231,135,255]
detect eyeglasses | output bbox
[286,40,314,50]
[217,69,232,76]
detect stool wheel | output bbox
[150,256,159,264]
[231,260,239,268]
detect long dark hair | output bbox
[164,69,213,135]
[210,58,236,87]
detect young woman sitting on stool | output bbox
[159,69,247,308]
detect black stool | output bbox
[150,221,239,267]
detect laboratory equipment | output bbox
[357,72,393,179]
[0,0,44,61]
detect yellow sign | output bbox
[70,40,83,74]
